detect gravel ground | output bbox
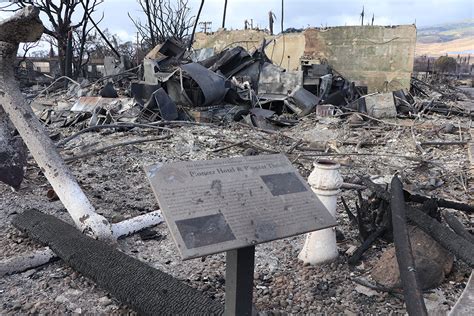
[1,112,472,314]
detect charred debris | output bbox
[1,6,473,315]
[26,37,473,132]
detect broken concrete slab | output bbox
[363,93,397,118]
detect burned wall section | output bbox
[194,25,416,93]
[303,26,417,93]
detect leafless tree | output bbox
[17,41,42,67]
[128,0,195,49]
[88,29,138,63]
[1,0,104,77]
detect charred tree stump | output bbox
[391,176,428,316]
[12,210,224,315]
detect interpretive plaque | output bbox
[145,154,336,260]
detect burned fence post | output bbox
[443,211,474,244]
[391,176,428,316]
[0,6,113,240]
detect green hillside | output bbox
[417,20,474,43]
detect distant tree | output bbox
[86,29,142,67]
[1,0,103,77]
[434,56,457,74]
[17,41,42,66]
[128,0,195,49]
[30,50,50,58]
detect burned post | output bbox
[222,0,228,29]
[391,176,428,316]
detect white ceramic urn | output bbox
[298,160,343,265]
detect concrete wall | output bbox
[303,26,417,92]
[194,25,417,93]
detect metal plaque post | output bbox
[225,245,255,316]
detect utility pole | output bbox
[199,21,212,33]
[222,0,228,29]
[281,0,284,33]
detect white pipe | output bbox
[0,248,56,277]
[0,41,113,241]
[3,211,164,276]
[111,210,164,239]
[298,160,343,265]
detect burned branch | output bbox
[128,0,195,48]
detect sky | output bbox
[102,0,474,42]
[1,0,473,44]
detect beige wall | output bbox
[302,26,417,92]
[194,25,417,92]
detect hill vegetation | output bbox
[416,20,474,56]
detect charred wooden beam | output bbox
[348,226,386,265]
[443,212,474,244]
[363,177,474,267]
[391,176,428,316]
[405,191,474,214]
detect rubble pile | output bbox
[1,12,473,315]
